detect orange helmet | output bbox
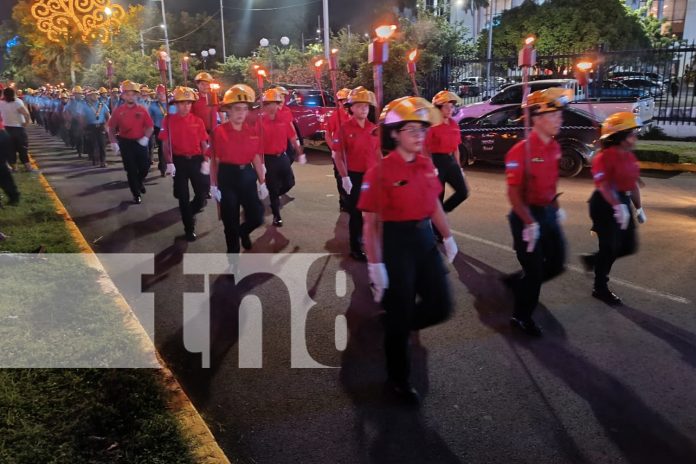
[222,84,256,107]
[194,72,214,83]
[432,90,462,107]
[336,88,351,101]
[261,88,284,103]
[600,112,642,140]
[380,96,441,127]
[171,86,198,102]
[347,86,376,106]
[523,88,573,115]
[120,80,140,93]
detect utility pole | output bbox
[220,0,227,61]
[322,0,330,59]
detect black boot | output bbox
[592,288,622,306]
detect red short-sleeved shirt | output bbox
[108,103,153,140]
[358,151,443,222]
[425,118,461,154]
[505,131,560,206]
[591,146,640,192]
[192,94,219,133]
[324,107,348,150]
[278,105,294,124]
[158,112,208,156]
[210,123,260,165]
[335,118,379,173]
[258,114,295,155]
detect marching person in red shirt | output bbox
[359,96,458,405]
[503,88,571,337]
[209,84,268,253]
[159,87,209,242]
[426,90,469,237]
[274,86,305,164]
[107,80,154,204]
[258,88,304,227]
[325,88,351,211]
[192,72,219,199]
[334,86,380,261]
[581,112,645,306]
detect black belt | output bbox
[432,152,452,157]
[220,162,253,169]
[383,219,431,229]
[264,152,286,157]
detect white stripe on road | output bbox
[451,229,692,305]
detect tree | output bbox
[478,0,650,59]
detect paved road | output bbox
[28,126,696,464]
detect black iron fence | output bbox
[424,42,696,125]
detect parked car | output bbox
[452,80,481,97]
[608,70,668,84]
[458,104,602,177]
[588,80,649,99]
[287,89,336,140]
[611,77,665,98]
[455,78,655,126]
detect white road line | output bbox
[451,229,692,305]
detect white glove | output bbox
[257,182,269,200]
[200,160,211,175]
[298,154,307,165]
[367,262,389,303]
[636,207,647,224]
[331,150,337,160]
[443,236,458,263]
[613,203,630,230]
[522,222,540,253]
[341,176,353,195]
[137,136,150,147]
[556,208,567,224]
[460,168,466,178]
[165,163,176,177]
[110,142,120,153]
[210,186,221,202]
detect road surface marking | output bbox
[451,229,692,305]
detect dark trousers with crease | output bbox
[382,219,452,385]
[5,126,29,166]
[432,153,469,213]
[507,206,566,321]
[588,190,637,291]
[346,170,365,253]
[153,127,166,174]
[117,137,150,197]
[85,124,106,164]
[219,163,264,253]
[173,155,207,234]
[264,153,295,218]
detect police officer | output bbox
[259,88,304,227]
[359,96,458,405]
[581,112,646,306]
[159,86,209,242]
[149,84,169,177]
[209,84,268,253]
[503,88,571,337]
[426,90,469,233]
[325,88,351,211]
[107,80,154,204]
[108,88,122,113]
[83,88,110,167]
[67,86,87,157]
[334,86,380,261]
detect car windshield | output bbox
[292,93,335,107]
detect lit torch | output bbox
[518,36,536,140]
[406,48,419,96]
[328,48,339,100]
[181,56,190,87]
[369,24,397,116]
[256,67,267,94]
[106,60,114,90]
[313,58,327,107]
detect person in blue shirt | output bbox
[83,88,111,167]
[148,84,170,176]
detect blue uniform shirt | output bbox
[82,100,110,125]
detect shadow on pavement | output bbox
[453,253,696,464]
[93,207,181,252]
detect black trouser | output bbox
[332,159,347,209]
[264,153,295,218]
[588,190,637,291]
[5,126,29,166]
[172,155,207,234]
[70,119,84,155]
[219,163,264,253]
[0,130,19,203]
[85,124,106,164]
[507,206,566,321]
[382,219,452,385]
[432,153,469,213]
[347,170,365,253]
[153,127,166,174]
[117,137,150,197]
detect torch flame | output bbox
[210,83,220,90]
[314,59,324,68]
[525,36,535,45]
[375,24,397,40]
[408,49,418,62]
[331,48,339,54]
[183,56,189,61]
[257,69,267,77]
[576,61,593,71]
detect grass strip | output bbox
[0,171,197,463]
[635,141,696,164]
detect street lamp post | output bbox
[322,0,329,59]
[201,48,216,70]
[220,0,226,61]
[139,24,164,57]
[153,0,173,88]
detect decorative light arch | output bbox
[31,0,126,43]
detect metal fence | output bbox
[424,42,696,125]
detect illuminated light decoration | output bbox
[5,36,20,52]
[31,0,125,44]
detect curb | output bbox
[638,161,696,172]
[30,156,232,464]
